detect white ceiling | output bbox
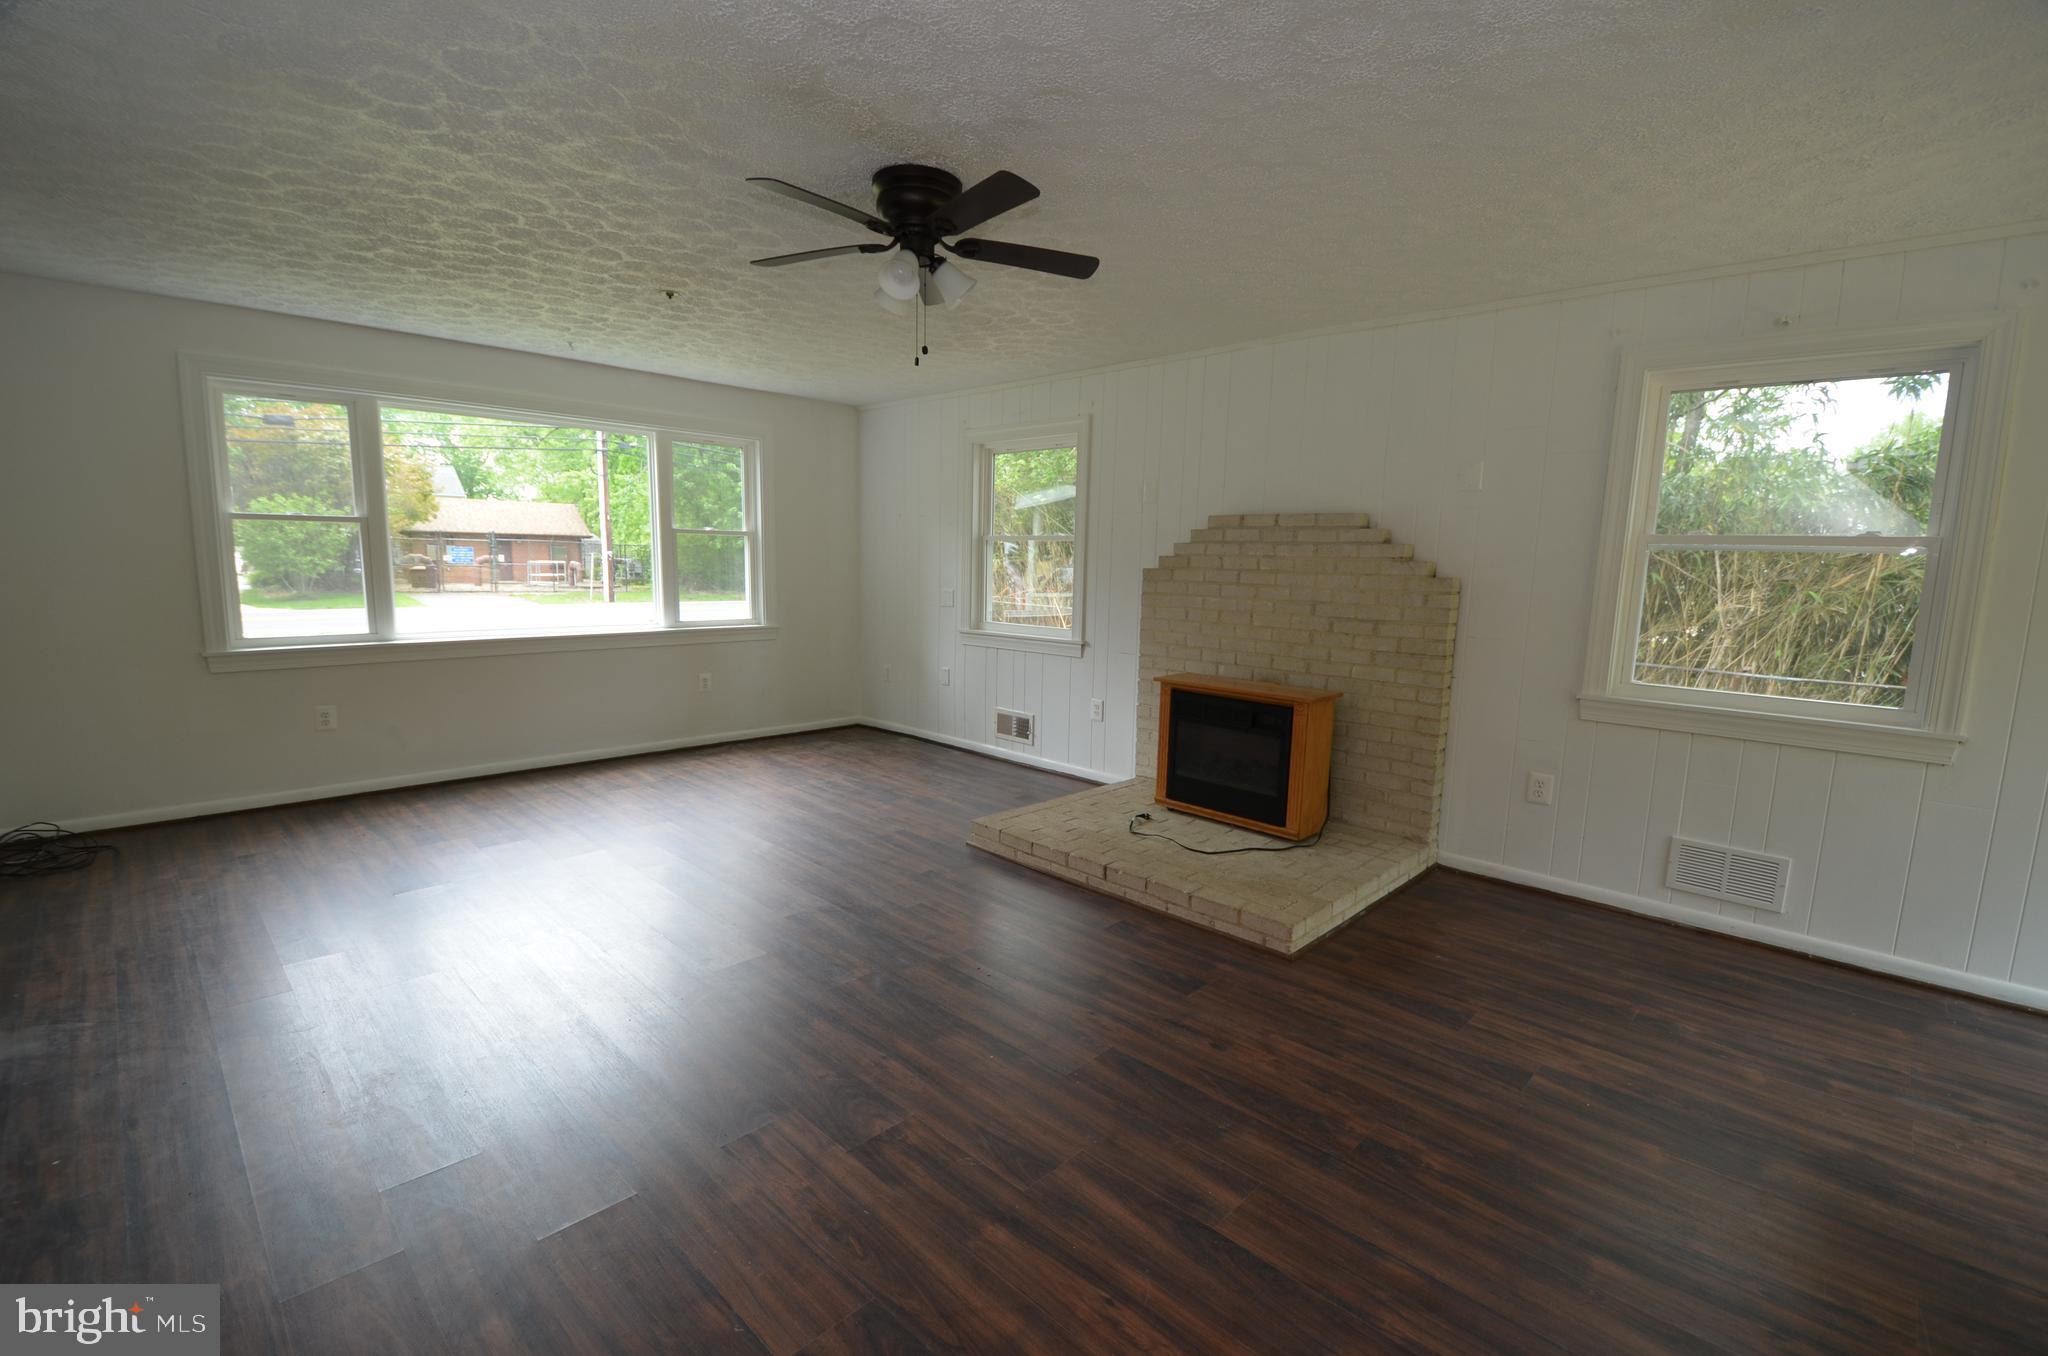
[2,1,2044,406]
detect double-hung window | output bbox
[184,358,766,669]
[671,441,758,625]
[1581,319,2018,762]
[218,391,376,640]
[964,418,1089,656]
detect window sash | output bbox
[1609,351,1973,730]
[203,375,764,649]
[659,429,761,628]
[981,534,1077,632]
[1623,540,1941,727]
[968,424,1088,644]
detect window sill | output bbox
[959,628,1086,659]
[1577,692,1963,764]
[206,624,779,673]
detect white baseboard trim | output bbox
[1437,851,2048,1014]
[63,716,863,832]
[857,718,1119,785]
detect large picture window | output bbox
[184,360,766,668]
[1581,319,2017,763]
[381,406,656,637]
[965,418,1089,655]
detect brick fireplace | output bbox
[970,511,1460,954]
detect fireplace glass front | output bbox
[1164,689,1294,827]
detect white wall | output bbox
[0,273,861,827]
[859,229,2048,1008]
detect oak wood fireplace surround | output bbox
[1155,673,1338,840]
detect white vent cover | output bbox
[1666,836,1790,912]
[994,707,1036,745]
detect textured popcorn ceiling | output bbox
[2,1,2044,406]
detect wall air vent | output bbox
[1666,836,1790,912]
[994,708,1036,745]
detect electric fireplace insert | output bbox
[1155,673,1338,840]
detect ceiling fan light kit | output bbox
[877,247,922,301]
[930,259,976,307]
[747,163,1099,364]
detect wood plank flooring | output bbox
[4,727,2046,1353]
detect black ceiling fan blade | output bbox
[750,243,890,267]
[746,177,890,235]
[931,171,1039,236]
[950,238,1100,280]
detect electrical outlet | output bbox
[1526,770,1556,805]
[1090,697,1105,722]
[940,587,955,608]
[698,673,712,693]
[940,666,952,687]
[314,705,338,732]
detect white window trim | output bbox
[179,353,774,673]
[1579,317,2021,765]
[961,416,1090,660]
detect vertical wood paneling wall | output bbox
[859,230,2048,1007]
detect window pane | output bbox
[224,394,356,514]
[381,406,654,635]
[988,536,1075,629]
[992,447,1078,536]
[1635,548,1925,707]
[233,518,367,638]
[673,442,746,531]
[1655,373,1947,536]
[674,533,750,621]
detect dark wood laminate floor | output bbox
[5,727,2047,1354]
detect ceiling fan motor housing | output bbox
[872,164,963,261]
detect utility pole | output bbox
[595,430,615,603]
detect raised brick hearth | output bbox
[971,781,1436,952]
[970,511,1459,954]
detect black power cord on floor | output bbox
[0,823,119,877]
[1128,811,1323,854]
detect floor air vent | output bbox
[994,708,1036,745]
[1666,836,1790,912]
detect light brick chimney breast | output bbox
[1135,513,1459,841]
[971,512,1460,955]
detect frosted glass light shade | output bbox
[931,259,976,307]
[877,250,921,301]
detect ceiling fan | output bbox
[746,165,1099,339]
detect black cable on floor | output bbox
[1128,811,1323,854]
[0,823,118,877]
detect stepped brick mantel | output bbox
[972,511,1460,954]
